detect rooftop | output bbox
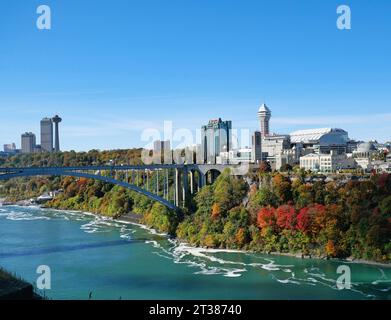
[258,103,271,114]
[290,128,347,143]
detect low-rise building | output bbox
[300,151,356,173]
[352,142,377,171]
[3,143,16,153]
[217,148,252,165]
[372,161,391,173]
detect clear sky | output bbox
[1,0,390,151]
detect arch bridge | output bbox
[0,164,235,211]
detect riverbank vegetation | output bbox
[1,151,390,262]
[178,169,391,262]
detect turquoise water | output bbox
[0,206,390,300]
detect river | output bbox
[0,206,390,300]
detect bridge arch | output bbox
[204,169,221,185]
[0,169,178,211]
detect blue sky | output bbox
[1,0,390,151]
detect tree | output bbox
[296,206,313,235]
[194,185,214,217]
[257,207,276,229]
[272,174,292,203]
[213,169,247,214]
[276,205,296,230]
[211,203,221,220]
[325,240,337,257]
[235,228,248,247]
[143,202,178,235]
[259,161,272,174]
[379,195,391,216]
[295,184,315,208]
[280,164,293,172]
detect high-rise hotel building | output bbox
[201,118,232,164]
[40,117,53,152]
[21,132,36,154]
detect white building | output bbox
[3,143,16,153]
[300,151,356,173]
[352,142,377,171]
[217,148,252,165]
[372,161,391,173]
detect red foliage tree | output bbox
[297,204,326,235]
[276,205,296,230]
[257,206,276,229]
[297,207,311,234]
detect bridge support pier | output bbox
[156,170,159,195]
[175,168,181,207]
[189,170,194,194]
[198,171,206,191]
[182,167,189,207]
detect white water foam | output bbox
[4,210,51,221]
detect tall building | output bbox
[3,143,16,153]
[201,118,232,164]
[257,104,293,170]
[251,131,262,163]
[52,115,62,152]
[40,117,53,152]
[258,103,271,137]
[21,132,36,154]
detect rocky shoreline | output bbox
[115,212,143,224]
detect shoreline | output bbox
[3,204,391,268]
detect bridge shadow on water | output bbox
[0,239,150,259]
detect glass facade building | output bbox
[40,118,53,152]
[201,118,232,164]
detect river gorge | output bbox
[0,206,390,300]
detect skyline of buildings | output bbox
[1,104,390,175]
[2,115,63,155]
[146,103,391,173]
